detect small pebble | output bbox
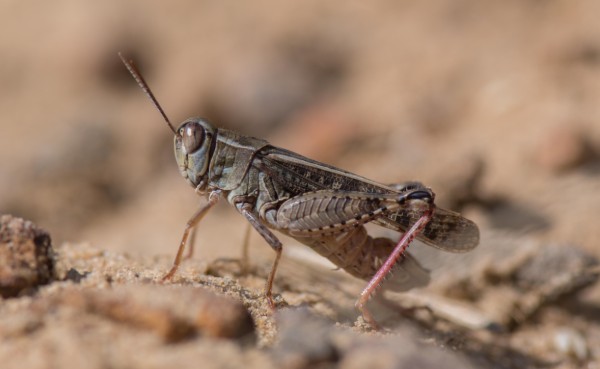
[553,327,588,361]
[515,244,599,291]
[0,214,54,297]
[271,308,338,369]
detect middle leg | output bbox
[236,202,283,309]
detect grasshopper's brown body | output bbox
[120,54,479,327]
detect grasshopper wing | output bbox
[377,207,479,252]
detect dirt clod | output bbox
[56,284,256,343]
[0,215,54,297]
[272,308,339,369]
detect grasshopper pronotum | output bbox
[119,53,479,327]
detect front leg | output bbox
[236,201,283,309]
[162,190,220,281]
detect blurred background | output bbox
[0,0,599,265]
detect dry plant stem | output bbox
[162,191,220,281]
[356,206,435,328]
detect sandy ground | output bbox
[1,1,600,368]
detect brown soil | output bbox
[1,1,599,368]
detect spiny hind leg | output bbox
[276,189,428,237]
[356,205,434,328]
[370,251,433,321]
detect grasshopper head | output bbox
[174,118,217,189]
[117,55,218,191]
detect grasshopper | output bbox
[119,53,479,327]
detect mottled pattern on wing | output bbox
[257,147,396,196]
[382,207,479,252]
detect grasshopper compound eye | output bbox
[180,122,206,154]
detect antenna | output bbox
[118,52,177,134]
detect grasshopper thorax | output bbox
[174,118,217,189]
